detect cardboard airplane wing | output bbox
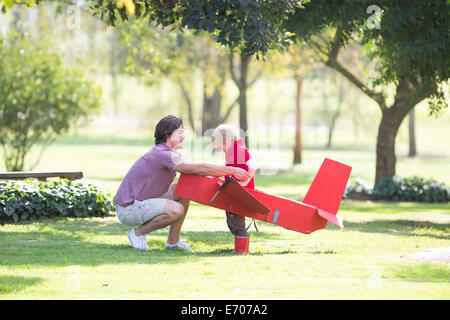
[174,158,352,234]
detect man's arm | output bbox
[172,162,251,181]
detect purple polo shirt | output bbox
[114,143,184,206]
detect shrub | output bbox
[0,179,114,223]
[0,30,101,171]
[344,178,373,200]
[372,176,450,203]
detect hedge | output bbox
[345,176,450,203]
[0,178,114,223]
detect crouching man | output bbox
[114,115,251,251]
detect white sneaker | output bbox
[165,239,192,251]
[128,229,149,250]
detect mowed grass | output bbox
[0,118,449,299]
[0,201,449,299]
[0,200,450,299]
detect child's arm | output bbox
[237,155,257,186]
[237,168,256,186]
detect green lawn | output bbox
[1,121,449,299]
[0,200,449,299]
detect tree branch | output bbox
[229,53,240,88]
[220,95,239,122]
[307,27,387,111]
[329,25,344,62]
[326,58,387,110]
[248,69,262,88]
[307,38,330,62]
[178,80,195,130]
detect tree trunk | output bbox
[320,38,426,183]
[408,107,416,157]
[202,84,222,134]
[326,110,341,149]
[375,80,416,182]
[109,33,120,116]
[239,53,250,147]
[178,81,196,132]
[375,111,398,181]
[293,76,302,164]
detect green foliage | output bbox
[119,19,175,81]
[285,0,449,115]
[372,176,450,203]
[117,18,200,84]
[361,2,449,113]
[345,176,450,203]
[0,0,37,11]
[89,0,303,56]
[0,179,114,223]
[0,29,101,171]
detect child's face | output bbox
[212,138,234,152]
[212,140,226,152]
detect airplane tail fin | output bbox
[302,158,352,228]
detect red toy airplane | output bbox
[174,158,352,234]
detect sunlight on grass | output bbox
[0,123,449,299]
[1,202,449,299]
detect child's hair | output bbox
[211,124,238,148]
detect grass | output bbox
[1,6,450,299]
[0,199,449,299]
[0,107,449,299]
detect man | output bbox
[114,115,251,251]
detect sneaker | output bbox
[128,229,149,250]
[165,239,192,251]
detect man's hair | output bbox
[211,124,238,147]
[154,115,183,145]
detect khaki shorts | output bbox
[116,184,175,226]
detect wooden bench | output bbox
[0,171,83,181]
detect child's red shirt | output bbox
[224,138,254,189]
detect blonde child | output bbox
[211,124,257,253]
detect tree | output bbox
[285,0,449,182]
[408,108,416,157]
[1,0,301,56]
[91,0,301,56]
[117,19,238,134]
[313,70,346,149]
[0,30,101,171]
[228,51,263,147]
[3,0,307,149]
[261,40,323,164]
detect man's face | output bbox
[167,126,185,149]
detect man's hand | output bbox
[231,167,251,181]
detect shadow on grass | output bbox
[0,219,296,267]
[0,276,43,295]
[341,201,450,214]
[345,219,449,240]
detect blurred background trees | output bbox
[0,0,448,187]
[0,27,101,171]
[285,0,449,182]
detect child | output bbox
[211,124,257,253]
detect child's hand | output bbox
[231,167,251,181]
[237,179,250,187]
